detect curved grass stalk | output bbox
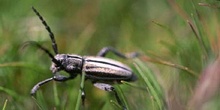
[140,55,198,77]
[0,62,26,67]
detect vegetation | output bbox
[0,0,220,109]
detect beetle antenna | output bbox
[23,41,61,66]
[32,6,58,54]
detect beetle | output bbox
[28,7,139,110]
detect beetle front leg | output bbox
[31,74,75,95]
[31,77,54,95]
[53,74,71,81]
[93,83,127,110]
[53,72,77,81]
[97,47,139,59]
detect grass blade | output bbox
[190,0,209,60]
[2,99,8,110]
[134,59,164,110]
[114,85,129,110]
[0,62,26,67]
[0,86,18,98]
[140,55,198,77]
[121,81,147,91]
[110,100,122,109]
[75,71,86,110]
[53,81,60,107]
[31,96,44,110]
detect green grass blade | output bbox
[190,0,209,59]
[2,99,8,110]
[0,62,26,68]
[135,59,163,96]
[0,86,18,98]
[53,81,60,107]
[110,100,122,109]
[134,59,164,110]
[114,85,130,110]
[140,55,198,77]
[121,81,147,91]
[75,71,86,110]
[31,96,44,110]
[34,91,48,110]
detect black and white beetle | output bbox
[28,7,139,109]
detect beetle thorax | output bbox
[50,54,83,73]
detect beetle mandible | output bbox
[28,7,139,110]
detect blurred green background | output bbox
[1,0,220,110]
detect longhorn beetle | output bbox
[29,7,139,110]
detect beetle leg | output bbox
[31,74,76,96]
[93,83,126,110]
[30,77,54,95]
[53,74,71,81]
[97,47,139,59]
[53,72,77,81]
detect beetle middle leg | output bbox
[97,47,139,59]
[93,83,127,110]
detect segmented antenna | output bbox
[23,41,61,67]
[32,7,58,54]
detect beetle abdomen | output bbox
[83,56,137,81]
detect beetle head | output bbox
[50,54,64,73]
[50,54,82,74]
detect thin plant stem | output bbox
[75,72,86,110]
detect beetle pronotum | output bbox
[27,7,139,110]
